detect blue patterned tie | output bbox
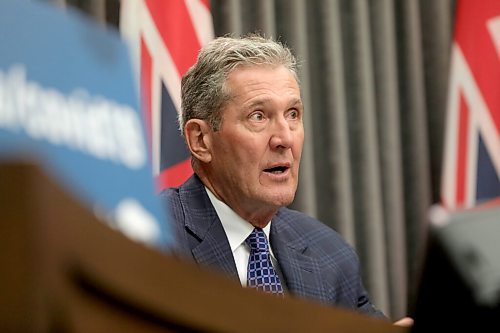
[246,228,284,295]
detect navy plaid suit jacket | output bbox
[160,174,385,318]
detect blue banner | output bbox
[0,0,174,249]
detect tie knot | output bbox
[246,228,269,252]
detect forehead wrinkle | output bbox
[243,95,303,109]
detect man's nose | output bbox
[269,117,293,149]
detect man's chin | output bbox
[263,192,295,208]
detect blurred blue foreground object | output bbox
[0,0,174,250]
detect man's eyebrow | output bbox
[290,98,304,108]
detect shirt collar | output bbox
[205,186,271,252]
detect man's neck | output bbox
[196,171,277,228]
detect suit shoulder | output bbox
[275,207,351,248]
[276,208,340,235]
[158,187,184,227]
[159,186,180,202]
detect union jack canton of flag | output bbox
[441,0,500,211]
[120,0,214,192]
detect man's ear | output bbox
[184,119,212,163]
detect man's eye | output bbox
[288,109,299,120]
[250,112,264,121]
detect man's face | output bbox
[206,65,304,220]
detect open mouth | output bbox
[264,165,289,174]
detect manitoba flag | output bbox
[441,0,500,210]
[120,0,214,192]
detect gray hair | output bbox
[179,34,299,136]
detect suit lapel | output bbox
[271,212,331,303]
[178,176,239,280]
[191,222,239,278]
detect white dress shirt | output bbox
[205,187,284,287]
